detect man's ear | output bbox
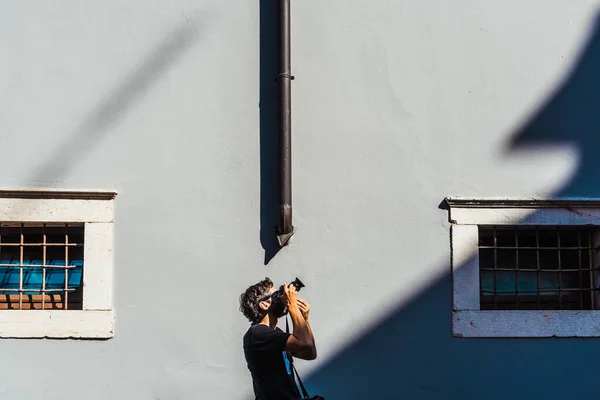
[258,299,270,311]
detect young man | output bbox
[240,278,317,400]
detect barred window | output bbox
[0,189,116,338]
[479,226,600,310]
[448,198,600,337]
[0,223,84,310]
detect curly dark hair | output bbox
[239,277,273,322]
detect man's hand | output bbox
[283,283,299,310]
[297,298,310,321]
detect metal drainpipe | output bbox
[277,0,295,247]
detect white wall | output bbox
[0,1,599,398]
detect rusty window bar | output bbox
[64,225,69,310]
[0,264,77,268]
[19,224,23,310]
[0,289,76,293]
[482,288,597,294]
[42,224,45,309]
[493,226,497,310]
[0,243,81,247]
[481,268,596,272]
[589,232,595,310]
[578,229,583,309]
[536,227,540,309]
[515,227,519,310]
[557,227,562,310]
[479,246,597,249]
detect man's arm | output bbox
[293,321,317,360]
[292,299,317,360]
[282,284,313,354]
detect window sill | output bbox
[453,310,600,337]
[0,310,114,339]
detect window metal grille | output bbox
[479,226,599,310]
[0,223,83,310]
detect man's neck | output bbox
[258,313,278,329]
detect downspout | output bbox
[277,0,295,246]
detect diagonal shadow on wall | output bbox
[302,13,600,400]
[30,20,201,185]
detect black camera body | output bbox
[269,277,305,299]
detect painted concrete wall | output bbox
[1,0,600,398]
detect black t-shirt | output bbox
[243,324,301,400]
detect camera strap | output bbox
[286,316,311,400]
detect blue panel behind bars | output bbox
[0,259,82,295]
[480,270,579,296]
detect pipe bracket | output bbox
[274,73,295,81]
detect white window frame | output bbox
[0,189,116,339]
[447,197,600,338]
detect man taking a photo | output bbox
[240,278,317,400]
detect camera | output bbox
[268,277,305,299]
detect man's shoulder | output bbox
[244,324,266,342]
[244,324,288,349]
[246,324,283,337]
